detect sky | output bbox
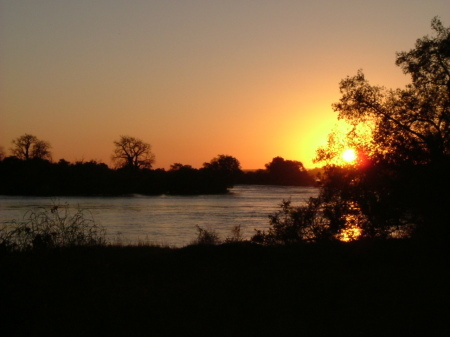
[1,1,449,169]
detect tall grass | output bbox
[191,225,221,245]
[190,225,245,246]
[0,203,106,251]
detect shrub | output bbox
[251,198,338,245]
[224,225,244,243]
[0,203,106,251]
[191,225,221,246]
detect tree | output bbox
[0,146,5,161]
[203,154,242,174]
[11,134,52,161]
[112,136,155,169]
[328,17,449,165]
[166,163,200,194]
[169,163,193,171]
[316,17,450,241]
[202,155,243,192]
[265,157,313,186]
[202,154,243,182]
[32,140,52,161]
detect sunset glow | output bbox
[342,149,357,163]
[0,1,448,169]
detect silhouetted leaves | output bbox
[240,157,315,186]
[112,135,155,169]
[10,134,52,161]
[316,17,450,242]
[0,155,243,196]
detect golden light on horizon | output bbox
[1,2,447,170]
[342,148,357,163]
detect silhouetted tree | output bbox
[170,163,193,171]
[112,136,155,169]
[265,157,314,186]
[203,155,242,173]
[318,17,449,165]
[10,134,52,161]
[316,17,450,241]
[0,146,5,161]
[202,155,243,192]
[166,163,201,194]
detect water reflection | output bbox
[338,202,363,242]
[0,185,319,247]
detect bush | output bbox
[0,203,106,251]
[191,225,221,245]
[224,225,244,243]
[252,198,340,245]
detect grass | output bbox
[1,240,449,336]
[1,204,448,336]
[0,203,106,252]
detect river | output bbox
[0,185,319,247]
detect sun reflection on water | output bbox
[339,222,362,242]
[338,202,363,242]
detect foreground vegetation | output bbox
[1,240,448,337]
[310,17,450,243]
[1,204,449,336]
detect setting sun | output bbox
[342,149,357,163]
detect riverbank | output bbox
[1,241,448,336]
[0,185,320,247]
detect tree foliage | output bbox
[0,153,242,196]
[112,135,155,169]
[11,134,52,161]
[265,156,313,186]
[315,17,450,242]
[252,199,331,244]
[329,17,450,165]
[202,155,243,192]
[239,157,315,186]
[203,154,242,177]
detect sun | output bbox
[342,149,357,163]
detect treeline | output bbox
[0,133,314,195]
[0,155,314,196]
[239,156,315,186]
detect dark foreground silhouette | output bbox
[1,241,448,337]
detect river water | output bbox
[0,185,319,247]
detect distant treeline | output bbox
[0,155,314,196]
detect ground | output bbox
[1,241,449,336]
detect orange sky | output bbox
[1,1,449,169]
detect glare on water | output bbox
[338,202,363,242]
